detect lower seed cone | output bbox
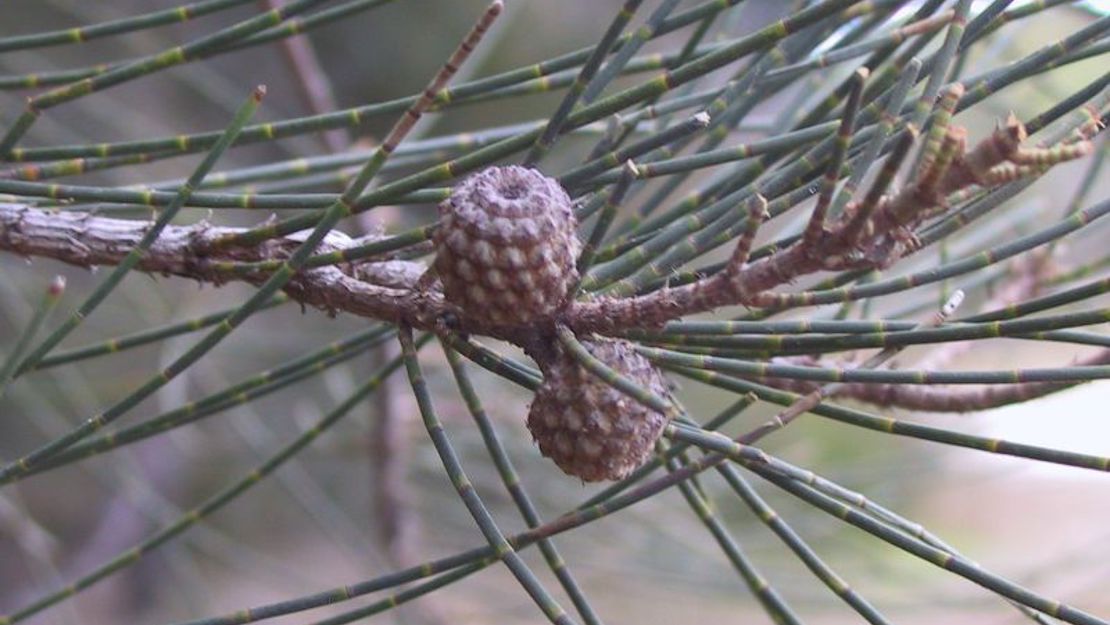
[527,338,671,482]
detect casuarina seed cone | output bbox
[434,166,580,326]
[527,338,671,482]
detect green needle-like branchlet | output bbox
[575,161,640,289]
[581,0,683,106]
[206,224,434,276]
[0,276,65,401]
[805,67,868,244]
[400,327,577,625]
[555,324,678,419]
[0,87,265,482]
[27,295,289,373]
[1,0,745,163]
[524,0,646,166]
[10,325,395,481]
[742,461,1107,625]
[440,333,542,390]
[306,560,495,625]
[645,345,1110,387]
[0,0,396,91]
[443,346,604,625]
[0,179,445,211]
[0,0,508,486]
[715,463,893,625]
[0,334,421,624]
[661,438,805,625]
[0,3,1106,623]
[216,0,864,249]
[0,0,255,53]
[636,307,1110,356]
[0,1,327,154]
[581,120,839,189]
[560,111,710,189]
[675,366,1110,473]
[13,86,267,378]
[664,421,1107,625]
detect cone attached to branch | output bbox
[527,337,671,482]
[434,166,581,327]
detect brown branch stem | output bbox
[0,115,1094,343]
[0,202,448,330]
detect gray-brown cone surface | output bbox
[527,338,671,482]
[434,166,580,326]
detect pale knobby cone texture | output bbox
[527,337,671,482]
[433,165,581,327]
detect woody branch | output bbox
[0,109,1097,351]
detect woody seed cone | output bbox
[527,338,671,482]
[434,166,580,326]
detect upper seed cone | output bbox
[527,338,671,482]
[434,166,580,326]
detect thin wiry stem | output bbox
[660,439,804,625]
[0,0,256,53]
[741,460,1107,625]
[0,276,64,401]
[0,0,741,162]
[306,560,494,625]
[442,346,605,625]
[399,327,576,625]
[0,336,419,624]
[715,463,894,625]
[13,86,266,377]
[25,295,289,373]
[524,0,646,165]
[555,324,679,419]
[8,326,396,482]
[0,87,266,481]
[217,0,864,248]
[575,160,640,289]
[0,0,500,487]
[668,365,1110,471]
[1,4,1107,622]
[0,1,325,154]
